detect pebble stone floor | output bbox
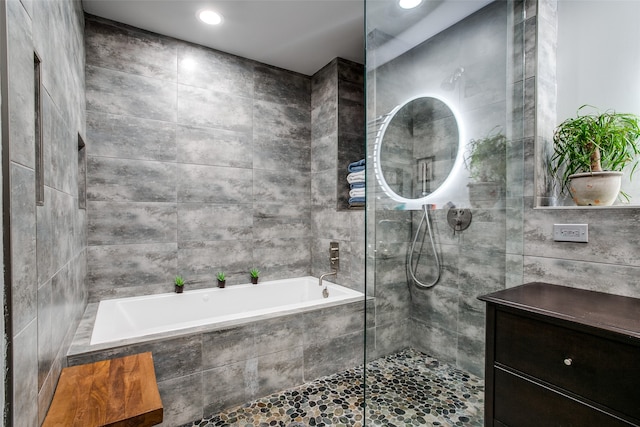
[183,348,484,427]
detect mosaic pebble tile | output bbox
[183,348,483,427]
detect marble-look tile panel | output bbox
[375,280,411,327]
[7,0,35,168]
[311,207,351,241]
[178,43,254,97]
[11,164,37,333]
[303,330,364,381]
[177,84,252,132]
[251,238,310,280]
[254,99,311,141]
[85,16,178,81]
[177,163,253,204]
[303,302,365,344]
[254,315,305,356]
[368,322,410,360]
[177,125,252,168]
[87,157,177,202]
[457,334,485,378]
[87,201,177,245]
[410,318,458,366]
[42,92,76,195]
[253,134,310,172]
[311,100,337,141]
[310,134,336,174]
[86,65,177,122]
[524,207,640,267]
[337,58,364,86]
[253,168,310,205]
[410,285,459,333]
[157,373,203,427]
[87,243,177,301]
[87,111,177,162]
[203,361,253,415]
[523,255,640,299]
[202,324,255,370]
[254,65,310,110]
[337,97,365,140]
[257,347,304,398]
[13,320,38,427]
[37,281,53,391]
[177,240,254,286]
[310,169,336,207]
[178,203,253,242]
[252,203,310,241]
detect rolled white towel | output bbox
[349,188,365,198]
[347,170,365,183]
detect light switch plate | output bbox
[553,224,588,243]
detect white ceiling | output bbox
[81,0,365,76]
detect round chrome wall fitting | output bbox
[447,208,472,233]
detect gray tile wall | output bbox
[6,0,88,424]
[85,16,314,300]
[310,58,366,293]
[519,0,640,299]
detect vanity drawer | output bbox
[494,368,633,427]
[494,309,640,421]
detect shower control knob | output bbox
[564,358,572,366]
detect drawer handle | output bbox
[564,358,573,366]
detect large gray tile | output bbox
[177,125,252,168]
[253,168,310,205]
[87,243,177,301]
[11,164,37,332]
[252,203,310,240]
[303,301,365,344]
[87,201,177,245]
[254,99,311,141]
[87,111,177,162]
[85,16,178,81]
[253,134,310,172]
[203,360,254,415]
[303,330,364,381]
[157,373,203,427]
[37,281,53,391]
[257,347,304,397]
[254,65,310,109]
[87,157,177,202]
[178,240,254,286]
[177,84,252,132]
[202,324,255,370]
[251,238,310,280]
[86,65,177,122]
[13,320,38,427]
[254,315,304,355]
[178,203,253,242]
[178,43,253,97]
[177,164,252,204]
[7,0,35,168]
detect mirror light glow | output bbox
[373,94,467,210]
[399,0,423,9]
[198,10,223,25]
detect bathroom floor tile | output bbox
[183,348,483,427]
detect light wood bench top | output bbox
[43,352,163,427]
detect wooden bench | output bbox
[43,352,163,427]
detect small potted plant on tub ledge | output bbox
[174,275,185,293]
[216,272,226,288]
[250,268,260,285]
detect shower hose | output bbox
[407,204,441,288]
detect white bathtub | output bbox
[90,276,364,345]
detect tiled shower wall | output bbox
[5,0,87,424]
[367,1,517,377]
[85,15,364,302]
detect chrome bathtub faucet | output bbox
[318,269,337,287]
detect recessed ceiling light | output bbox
[198,9,223,25]
[398,0,423,9]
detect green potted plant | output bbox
[174,275,185,293]
[216,272,226,288]
[550,105,640,205]
[465,127,508,208]
[250,268,260,285]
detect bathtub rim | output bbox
[68,277,368,358]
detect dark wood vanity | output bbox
[480,283,640,427]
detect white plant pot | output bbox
[568,171,623,206]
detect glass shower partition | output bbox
[364,0,526,424]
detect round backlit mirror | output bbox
[374,95,464,209]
